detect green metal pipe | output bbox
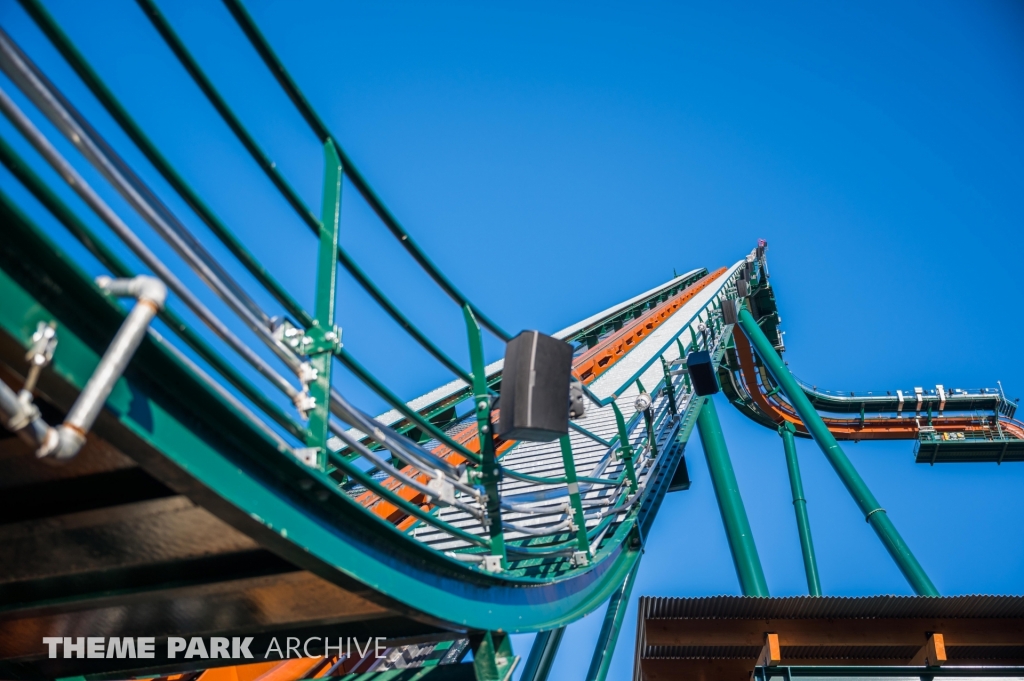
[779,422,821,596]
[585,559,640,681]
[14,0,312,328]
[737,307,938,596]
[220,0,512,341]
[130,0,473,383]
[519,628,565,681]
[697,397,770,597]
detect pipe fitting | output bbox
[96,274,168,309]
[34,275,167,462]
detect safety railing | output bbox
[0,0,742,579]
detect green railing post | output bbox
[780,421,821,596]
[560,436,591,558]
[697,396,769,597]
[737,307,939,596]
[463,305,506,567]
[305,139,343,468]
[610,402,639,492]
[660,356,677,415]
[585,560,640,681]
[636,379,659,456]
[520,628,565,681]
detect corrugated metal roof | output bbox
[639,595,1024,620]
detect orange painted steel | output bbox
[732,326,1024,441]
[573,268,727,384]
[354,267,729,525]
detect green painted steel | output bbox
[584,560,640,681]
[464,306,507,565]
[610,402,639,492]
[306,139,343,467]
[560,436,592,556]
[737,307,939,596]
[218,0,512,342]
[15,0,311,328]
[471,631,517,681]
[780,421,821,596]
[519,628,565,681]
[0,192,652,632]
[696,397,770,597]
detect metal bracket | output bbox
[303,324,342,356]
[272,318,342,357]
[293,446,319,468]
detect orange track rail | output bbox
[356,267,729,524]
[732,326,1024,440]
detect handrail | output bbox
[218,0,512,341]
[129,0,473,382]
[8,5,312,327]
[0,140,307,441]
[0,0,727,590]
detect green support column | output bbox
[780,422,821,596]
[305,139,343,468]
[519,628,565,681]
[737,307,939,596]
[697,397,770,597]
[585,560,640,681]
[471,631,516,681]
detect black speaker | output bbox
[686,350,720,396]
[722,298,738,325]
[736,279,749,298]
[498,331,573,441]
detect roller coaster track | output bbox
[0,3,1019,681]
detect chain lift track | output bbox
[0,3,1019,681]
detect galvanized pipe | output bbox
[0,31,304,374]
[697,397,770,596]
[38,276,166,460]
[737,307,938,596]
[0,85,301,402]
[780,421,821,596]
[0,375,50,448]
[519,628,565,681]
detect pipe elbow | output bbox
[36,424,86,462]
[96,275,167,309]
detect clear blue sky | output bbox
[2,1,1024,679]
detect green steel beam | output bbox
[464,306,506,565]
[779,421,821,596]
[584,559,640,681]
[220,0,512,342]
[560,436,592,556]
[519,628,564,681]
[15,0,312,327]
[696,397,770,597]
[737,307,939,596]
[305,139,343,467]
[0,187,646,632]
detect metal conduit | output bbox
[0,30,302,374]
[0,85,303,402]
[0,276,166,461]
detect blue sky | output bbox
[2,1,1024,679]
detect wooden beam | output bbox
[909,633,946,667]
[756,633,781,667]
[645,618,1024,647]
